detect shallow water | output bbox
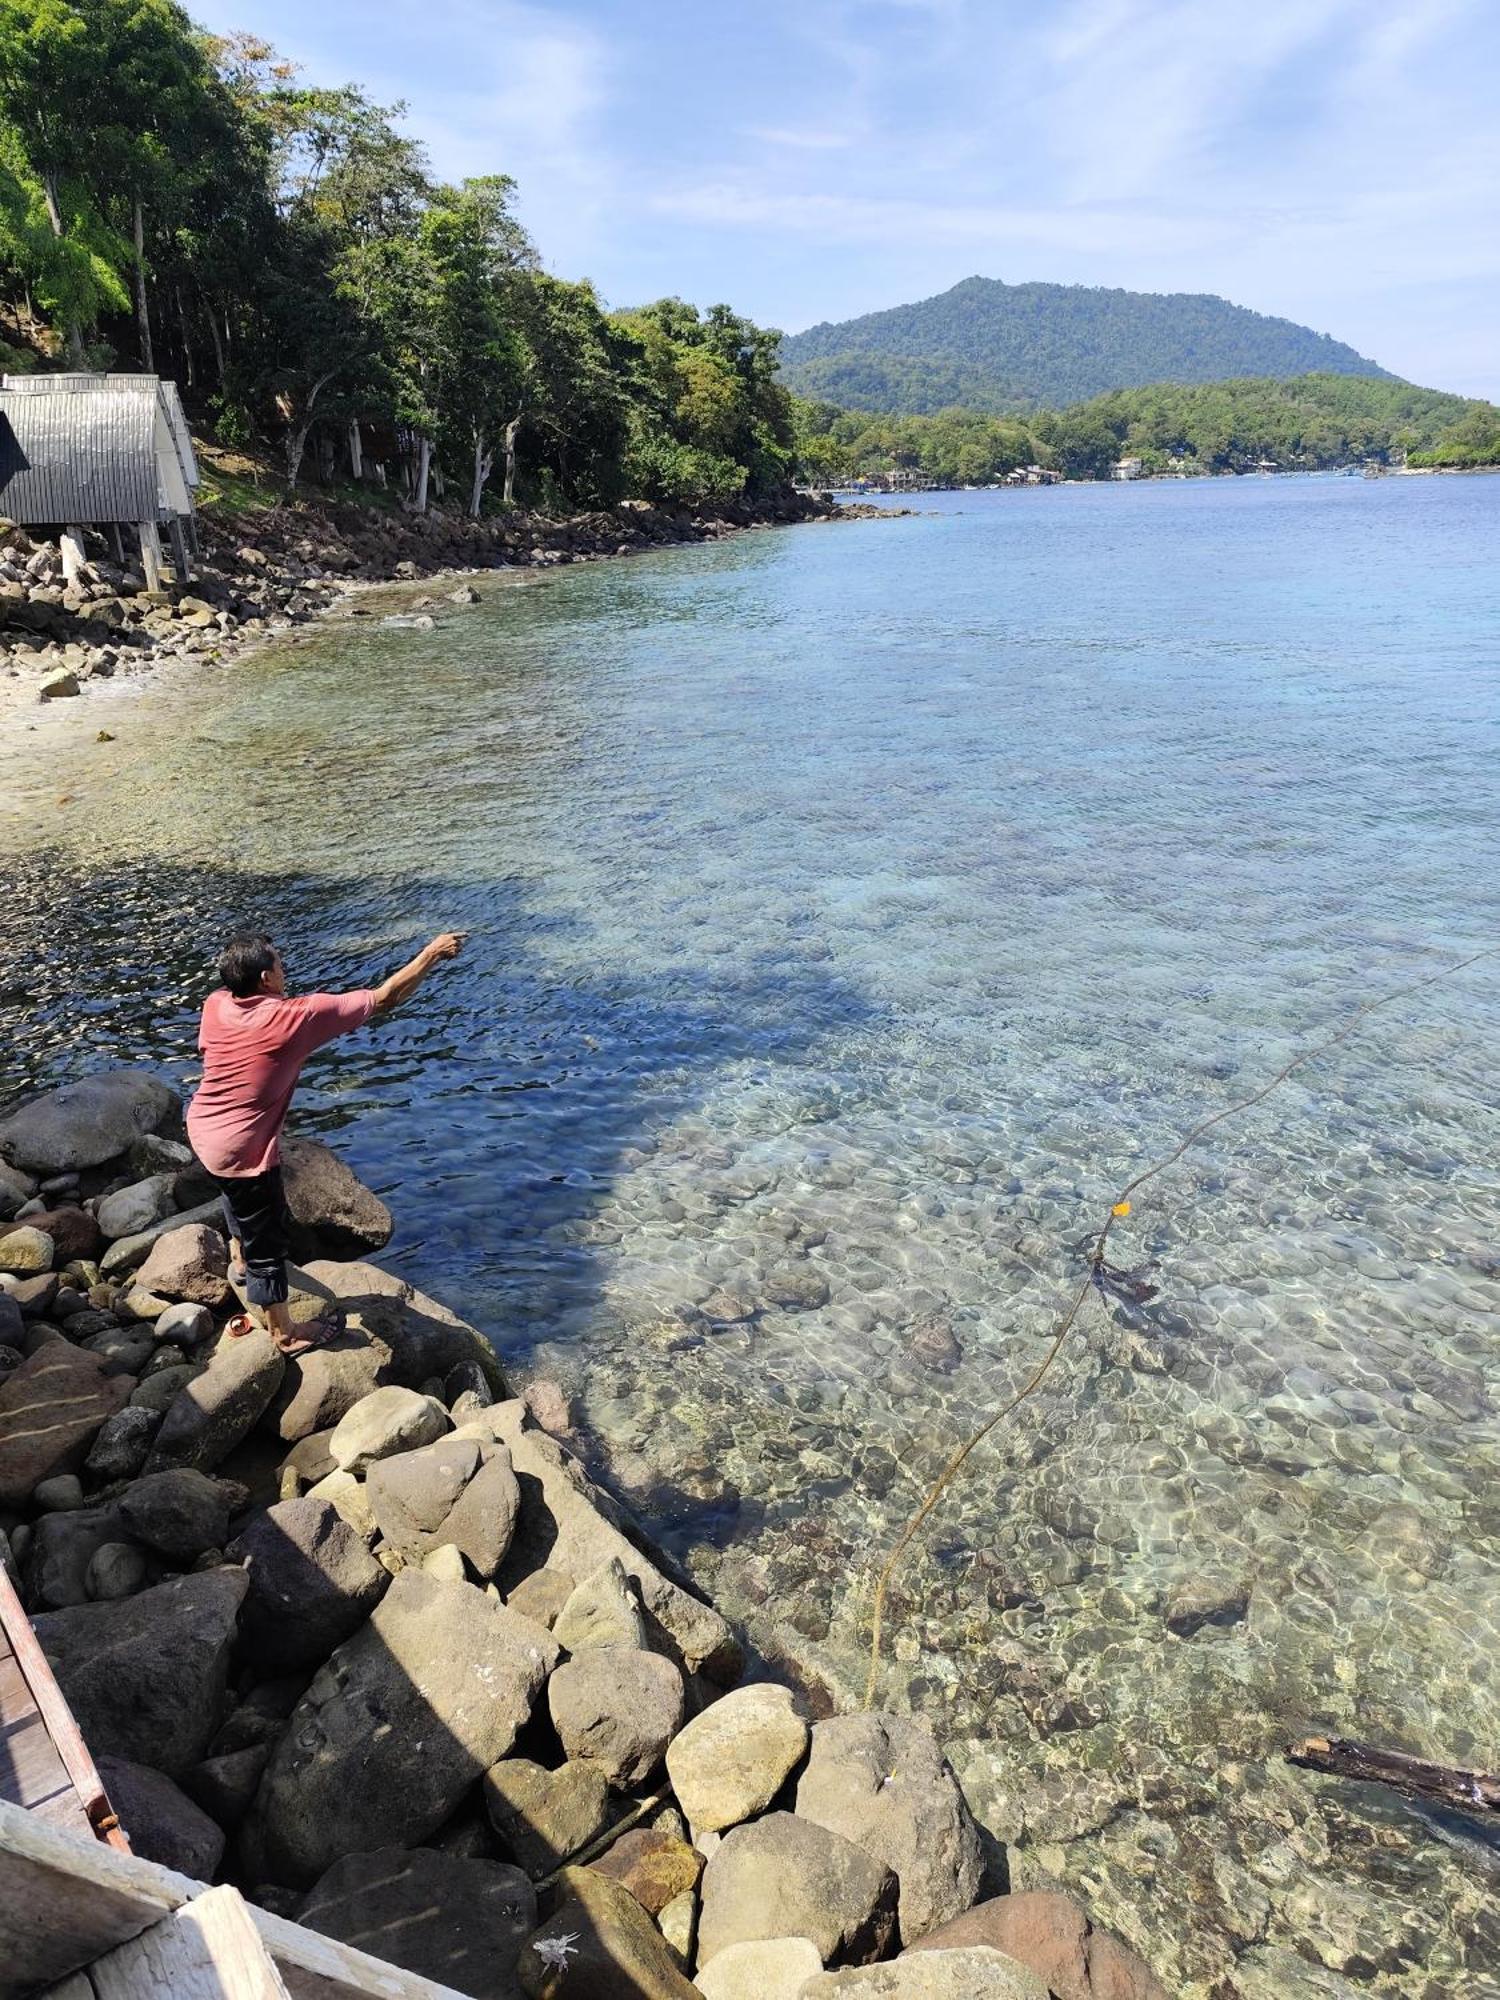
[3,475,1499,1995]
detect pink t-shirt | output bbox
[185,988,376,1177]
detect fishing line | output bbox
[863,941,1498,1707]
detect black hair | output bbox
[218,932,279,998]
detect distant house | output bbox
[1112,457,1145,480]
[0,372,199,588]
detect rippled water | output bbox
[3,475,1499,1996]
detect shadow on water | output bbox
[0,847,878,1389]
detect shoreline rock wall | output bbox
[0,1068,1167,2000]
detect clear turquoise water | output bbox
[3,474,1499,1995]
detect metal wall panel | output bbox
[0,388,162,525]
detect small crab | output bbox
[532,1931,581,1975]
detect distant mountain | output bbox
[778,277,1395,413]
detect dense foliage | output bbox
[779,276,1393,414]
[793,374,1500,484]
[0,0,795,510]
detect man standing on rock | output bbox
[186,930,463,1356]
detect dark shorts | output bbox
[211,1165,291,1308]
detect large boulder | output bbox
[905,1891,1170,2000]
[695,1938,826,2000]
[299,1847,536,1997]
[83,1407,158,1482]
[554,1556,648,1654]
[296,1258,506,1393]
[268,1324,393,1443]
[366,1435,520,1578]
[95,1175,179,1243]
[133,1224,230,1307]
[328,1385,448,1474]
[666,1683,808,1834]
[0,1071,177,1175]
[281,1138,393,1260]
[34,1567,248,1777]
[26,1502,128,1610]
[246,1570,559,1885]
[461,1401,738,1680]
[795,1714,983,1943]
[0,1338,131,1504]
[120,1468,243,1560]
[100,1198,224,1277]
[97,1755,226,1879]
[227,1495,388,1672]
[805,1950,1048,1998]
[0,1160,35,1221]
[591,1827,702,1915]
[515,1865,700,1999]
[548,1648,685,1788]
[22,1205,102,1264]
[482,1756,612,1879]
[697,1813,898,1970]
[144,1327,285,1474]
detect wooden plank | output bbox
[1288,1736,1500,1815]
[87,1886,292,2000]
[0,1563,125,1844]
[0,1802,472,2000]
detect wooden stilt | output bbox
[168,516,192,585]
[137,521,163,594]
[110,524,125,565]
[59,526,86,586]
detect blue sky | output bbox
[190,0,1500,398]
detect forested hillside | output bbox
[792,374,1500,485]
[780,276,1393,413]
[0,0,796,512]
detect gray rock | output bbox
[0,1338,131,1504]
[0,1071,177,1175]
[482,1755,611,1878]
[79,1327,154,1375]
[516,1866,700,1999]
[0,1160,35,1221]
[34,1567,248,1775]
[695,1938,825,2000]
[422,1542,466,1583]
[505,1567,573,1630]
[280,1137,393,1261]
[129,1362,202,1413]
[295,1257,506,1395]
[0,1294,21,1346]
[128,1133,195,1178]
[460,1402,738,1680]
[95,1175,179,1243]
[268,1323,393,1442]
[154,1301,215,1348]
[591,1827,702,1915]
[227,1495,389,1672]
[548,1647,685,1789]
[38,668,79,698]
[305,1468,378,1544]
[182,1743,271,1831]
[133,1223,230,1307]
[0,1226,53,1274]
[299,1847,537,1996]
[666,1683,809,1834]
[27,1503,129,1609]
[7,1271,58,1317]
[246,1570,559,1885]
[697,1813,898,1970]
[97,1755,227,1879]
[99,1198,224,1277]
[119,1468,243,1560]
[365,1435,481,1557]
[803,1950,1049,1998]
[144,1327,285,1474]
[434,1449,520,1580]
[795,1714,984,1944]
[33,1473,84,1512]
[904,1890,1171,2000]
[553,1555,648,1654]
[85,1541,148,1600]
[328,1385,448,1474]
[83,1406,159,1480]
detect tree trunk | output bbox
[501,416,521,506]
[286,421,312,491]
[205,305,226,388]
[42,170,84,364]
[414,434,431,515]
[174,286,194,387]
[468,435,494,517]
[132,197,154,373]
[347,420,363,481]
[1288,1739,1500,1815]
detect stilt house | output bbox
[0,371,200,589]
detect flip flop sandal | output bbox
[273,1313,343,1357]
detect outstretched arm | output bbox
[371,932,465,1015]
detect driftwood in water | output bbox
[1288,1737,1500,1816]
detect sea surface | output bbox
[3,474,1499,1996]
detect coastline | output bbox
[0,1072,1169,1997]
[0,485,876,737]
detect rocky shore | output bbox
[0,1067,1169,1999]
[0,484,865,722]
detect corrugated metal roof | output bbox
[0,376,193,524]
